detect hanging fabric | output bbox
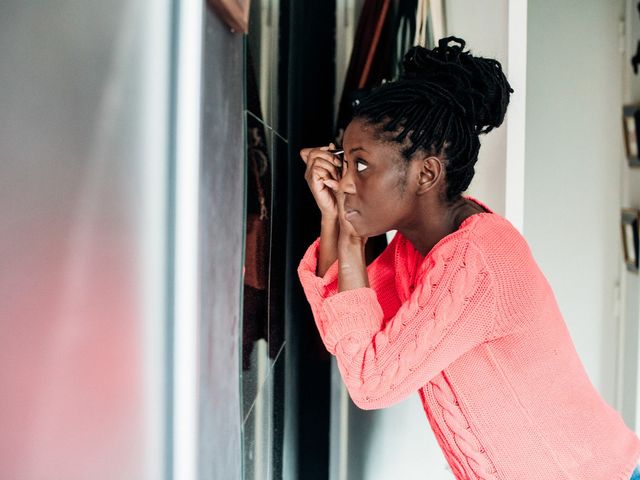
[413,0,428,47]
[358,0,392,89]
[336,0,442,142]
[430,0,445,45]
[334,0,395,144]
[391,0,418,79]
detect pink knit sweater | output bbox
[297,195,640,479]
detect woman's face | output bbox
[339,117,421,237]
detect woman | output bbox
[297,37,640,479]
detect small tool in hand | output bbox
[327,149,344,178]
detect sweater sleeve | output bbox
[301,237,497,410]
[297,234,402,354]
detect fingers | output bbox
[302,150,343,181]
[299,148,312,163]
[300,146,329,163]
[308,158,341,182]
[322,178,340,191]
[299,143,338,165]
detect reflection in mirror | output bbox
[242,69,273,479]
[268,133,287,357]
[241,0,287,477]
[242,84,288,480]
[242,109,272,412]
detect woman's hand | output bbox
[335,189,368,251]
[300,143,342,219]
[334,187,369,292]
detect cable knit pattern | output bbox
[429,372,497,479]
[297,195,640,480]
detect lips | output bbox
[344,201,359,220]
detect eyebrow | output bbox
[348,146,368,154]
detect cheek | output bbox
[360,181,404,221]
[376,172,408,201]
[355,166,408,209]
[394,164,410,192]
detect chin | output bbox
[352,224,385,239]
[368,230,389,238]
[348,214,389,238]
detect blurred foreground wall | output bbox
[0,1,171,478]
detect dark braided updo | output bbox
[353,36,513,204]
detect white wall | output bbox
[524,0,626,412]
[447,0,510,217]
[622,0,640,432]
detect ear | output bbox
[415,156,443,195]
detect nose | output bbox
[338,159,356,195]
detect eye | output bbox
[356,160,368,172]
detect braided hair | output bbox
[353,36,513,204]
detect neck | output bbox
[398,196,477,256]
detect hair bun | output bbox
[400,36,513,135]
[401,36,467,76]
